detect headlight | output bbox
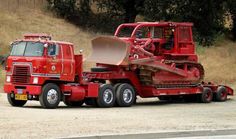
[6,76,11,82]
[33,77,38,84]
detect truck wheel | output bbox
[7,94,27,107]
[96,84,115,107]
[39,83,61,109]
[63,100,84,107]
[199,87,213,103]
[113,83,121,106]
[215,86,227,102]
[114,83,121,92]
[116,83,136,107]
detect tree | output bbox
[96,0,144,23]
[78,0,92,15]
[144,0,225,46]
[47,0,77,19]
[46,0,228,45]
[227,0,236,41]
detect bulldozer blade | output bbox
[86,36,130,65]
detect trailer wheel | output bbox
[116,83,136,107]
[96,84,115,107]
[63,100,84,107]
[39,83,61,109]
[215,86,227,102]
[7,93,27,107]
[200,87,213,103]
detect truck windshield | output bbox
[10,41,44,56]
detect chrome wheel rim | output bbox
[47,89,58,104]
[103,89,113,104]
[123,89,133,103]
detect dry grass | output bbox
[0,9,97,55]
[199,39,236,87]
[0,6,99,68]
[0,69,5,86]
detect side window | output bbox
[154,27,163,38]
[164,27,175,39]
[135,27,151,38]
[179,26,191,42]
[47,44,59,56]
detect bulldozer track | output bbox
[166,60,205,83]
[138,60,205,86]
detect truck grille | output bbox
[12,66,30,84]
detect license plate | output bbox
[15,94,27,101]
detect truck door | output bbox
[61,44,74,81]
[46,43,62,79]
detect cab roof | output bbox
[15,33,74,45]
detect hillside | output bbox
[0,6,235,88]
[199,39,236,86]
[0,9,96,56]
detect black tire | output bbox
[39,83,61,109]
[215,86,227,102]
[113,83,121,106]
[91,67,110,72]
[199,87,213,103]
[63,100,84,107]
[114,83,121,92]
[96,84,115,107]
[116,83,136,107]
[7,93,27,107]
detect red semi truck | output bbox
[4,22,234,109]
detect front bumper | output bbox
[4,83,42,95]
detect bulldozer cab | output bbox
[128,23,177,56]
[116,22,195,56]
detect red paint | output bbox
[4,83,42,95]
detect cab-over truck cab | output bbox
[4,34,91,108]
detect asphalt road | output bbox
[0,94,236,139]
[66,129,236,139]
